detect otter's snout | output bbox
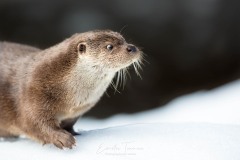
[126,45,137,53]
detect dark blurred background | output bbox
[0,0,240,118]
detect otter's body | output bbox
[0,30,141,149]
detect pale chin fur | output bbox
[58,53,139,122]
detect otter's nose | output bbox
[127,45,137,53]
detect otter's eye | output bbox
[106,44,113,51]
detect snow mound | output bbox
[78,80,240,130]
[1,80,240,160]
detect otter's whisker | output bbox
[115,70,120,89]
[119,69,122,88]
[124,67,131,79]
[111,81,121,94]
[122,68,127,89]
[140,53,149,65]
[133,62,142,79]
[120,25,128,34]
[136,60,143,71]
[120,69,123,88]
[117,71,121,90]
[121,69,124,89]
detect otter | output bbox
[0,30,142,149]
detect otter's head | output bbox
[69,30,143,73]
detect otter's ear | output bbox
[78,43,86,53]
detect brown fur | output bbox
[0,30,141,149]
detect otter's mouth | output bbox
[117,44,144,74]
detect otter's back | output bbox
[0,42,40,59]
[0,42,40,77]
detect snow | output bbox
[1,80,240,160]
[78,80,240,130]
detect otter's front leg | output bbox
[20,111,76,149]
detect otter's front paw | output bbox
[51,130,76,149]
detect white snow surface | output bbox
[1,80,240,160]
